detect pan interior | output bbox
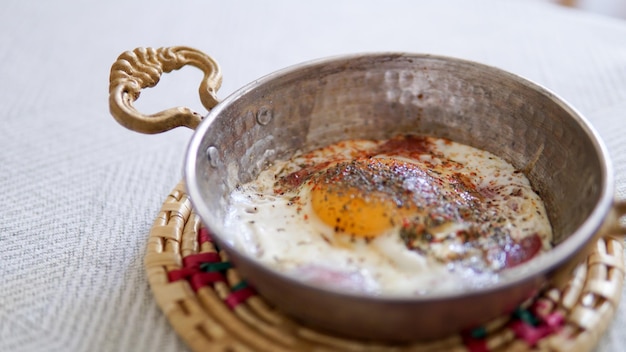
[191,54,605,251]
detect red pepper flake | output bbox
[277,161,332,192]
[374,134,433,158]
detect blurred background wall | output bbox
[549,0,626,19]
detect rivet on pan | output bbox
[206,146,220,167]
[256,107,273,125]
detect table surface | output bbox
[2,0,625,351]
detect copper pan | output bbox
[109,47,625,341]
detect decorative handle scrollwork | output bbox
[109,47,222,134]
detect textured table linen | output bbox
[1,0,625,351]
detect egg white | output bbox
[223,137,552,296]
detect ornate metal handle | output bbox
[109,47,222,134]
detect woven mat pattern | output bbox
[145,182,624,352]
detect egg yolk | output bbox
[309,158,427,237]
[311,186,398,237]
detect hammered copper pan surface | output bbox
[182,53,616,340]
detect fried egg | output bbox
[224,135,552,296]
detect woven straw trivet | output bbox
[145,181,625,352]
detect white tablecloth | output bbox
[1,0,625,351]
